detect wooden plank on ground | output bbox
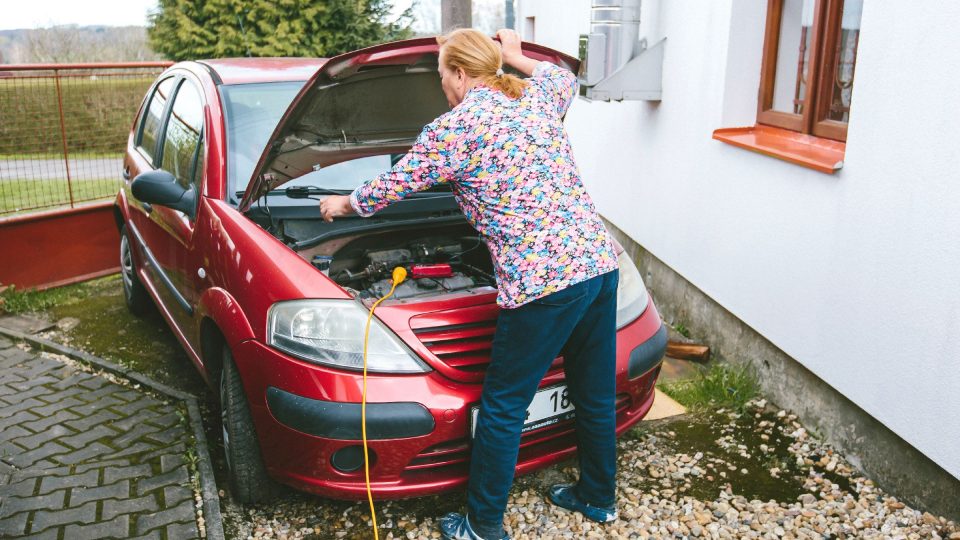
[666,341,710,362]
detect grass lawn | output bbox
[0,177,120,214]
[658,361,759,412]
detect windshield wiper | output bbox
[280,186,351,198]
[236,186,352,199]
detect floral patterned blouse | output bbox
[350,61,618,308]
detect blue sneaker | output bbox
[546,484,618,523]
[439,512,509,540]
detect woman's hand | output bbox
[496,28,538,76]
[319,194,355,223]
[497,29,523,65]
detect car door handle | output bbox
[142,202,152,214]
[122,167,132,181]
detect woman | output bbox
[321,28,620,540]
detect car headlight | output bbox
[616,249,650,329]
[267,299,430,373]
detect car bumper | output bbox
[231,299,666,500]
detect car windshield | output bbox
[221,81,398,203]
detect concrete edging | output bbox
[0,326,225,540]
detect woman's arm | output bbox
[497,28,577,116]
[320,121,452,222]
[497,29,539,76]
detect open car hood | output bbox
[238,37,579,212]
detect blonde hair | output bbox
[437,29,529,99]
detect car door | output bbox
[151,77,206,343]
[126,73,206,355]
[125,75,181,310]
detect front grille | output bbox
[403,394,632,477]
[410,304,563,382]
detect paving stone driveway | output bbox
[0,336,203,538]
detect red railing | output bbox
[0,62,173,215]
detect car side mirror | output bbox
[131,170,197,219]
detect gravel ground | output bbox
[223,398,960,539]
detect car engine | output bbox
[313,234,495,300]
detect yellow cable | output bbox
[362,267,407,540]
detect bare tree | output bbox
[6,26,162,63]
[23,25,89,63]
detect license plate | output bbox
[470,384,575,438]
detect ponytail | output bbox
[481,73,528,99]
[438,29,530,99]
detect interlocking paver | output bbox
[128,530,162,540]
[166,520,202,539]
[114,421,163,447]
[0,411,38,431]
[22,529,60,540]
[52,442,113,465]
[11,423,75,450]
[0,461,12,486]
[30,396,85,418]
[37,469,99,494]
[63,408,122,432]
[146,425,186,445]
[102,494,160,521]
[0,425,32,442]
[163,485,194,506]
[103,463,153,484]
[20,408,80,433]
[0,512,28,536]
[0,339,208,539]
[69,479,131,506]
[160,454,185,474]
[136,466,190,496]
[0,398,46,419]
[3,383,56,403]
[135,498,196,534]
[29,500,97,533]
[111,408,160,431]
[0,476,38,498]
[5,440,70,468]
[78,375,109,390]
[59,424,118,449]
[0,490,66,517]
[64,514,131,539]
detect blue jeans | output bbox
[467,270,620,532]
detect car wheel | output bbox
[220,345,277,504]
[120,225,151,316]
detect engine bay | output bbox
[296,225,496,301]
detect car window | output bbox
[220,82,303,200]
[192,134,205,189]
[138,77,176,163]
[160,80,204,191]
[284,155,394,191]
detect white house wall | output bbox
[517,0,960,479]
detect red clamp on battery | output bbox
[409,264,453,279]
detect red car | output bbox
[114,38,667,504]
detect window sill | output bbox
[712,125,845,174]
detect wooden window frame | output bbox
[757,0,852,142]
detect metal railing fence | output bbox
[0,62,173,215]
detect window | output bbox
[138,77,176,162]
[758,0,862,141]
[524,16,536,43]
[220,82,302,199]
[160,80,204,191]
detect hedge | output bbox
[0,76,156,155]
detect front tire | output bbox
[119,225,151,316]
[220,346,277,503]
